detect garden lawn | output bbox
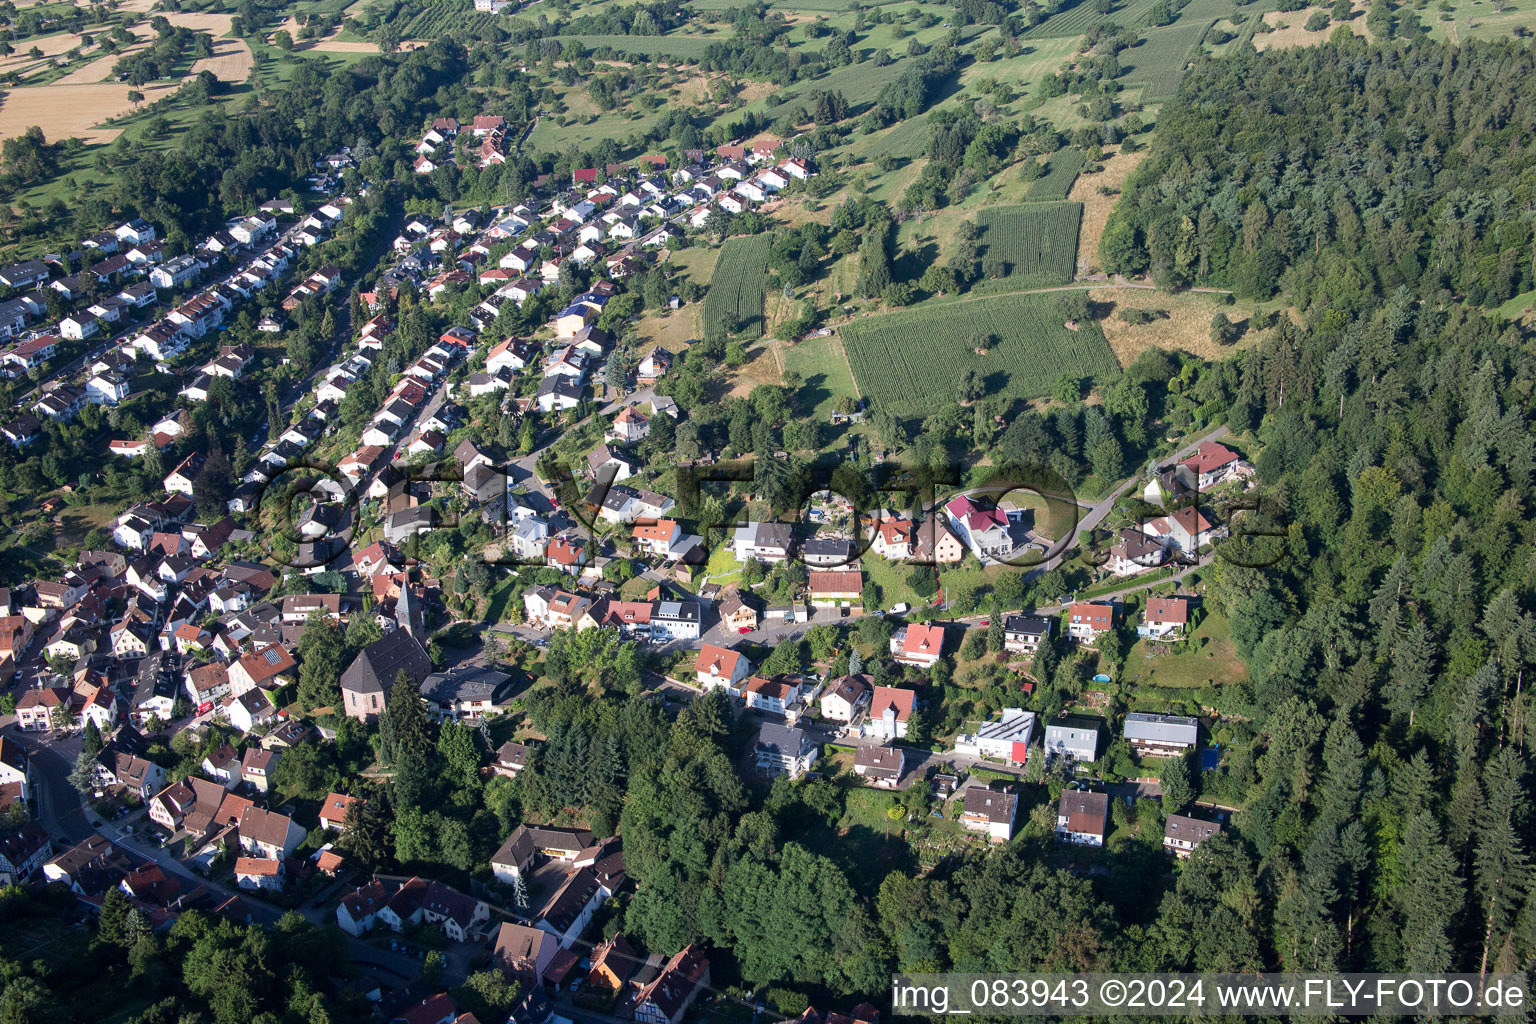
[1122,610,1247,689]
[782,336,859,419]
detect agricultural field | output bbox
[973,202,1083,290]
[1025,147,1085,201]
[840,292,1121,417]
[1119,0,1237,99]
[703,235,773,341]
[1024,0,1168,38]
[394,2,505,39]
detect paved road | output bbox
[10,732,93,844]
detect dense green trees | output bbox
[1102,36,1536,311]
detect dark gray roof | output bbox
[1004,615,1051,636]
[756,722,811,758]
[340,630,433,698]
[801,537,853,559]
[1123,712,1199,744]
[419,664,515,706]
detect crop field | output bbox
[555,34,718,59]
[397,3,504,39]
[840,292,1120,416]
[704,235,773,341]
[1026,147,1085,200]
[1024,0,1168,37]
[0,80,178,144]
[1120,0,1236,98]
[973,202,1083,289]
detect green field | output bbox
[1026,147,1085,200]
[1024,0,1169,37]
[704,235,773,341]
[1121,0,1235,98]
[973,202,1083,289]
[840,292,1121,417]
[693,0,852,8]
[760,56,914,121]
[858,116,931,161]
[782,336,860,419]
[397,1,506,38]
[555,34,718,59]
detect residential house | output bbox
[961,707,1036,765]
[1003,615,1051,654]
[1139,596,1191,639]
[1056,790,1110,846]
[1143,505,1217,556]
[1164,814,1222,857]
[962,787,1018,843]
[1123,712,1199,755]
[944,495,1013,560]
[1044,714,1102,762]
[493,922,557,983]
[853,745,905,788]
[632,520,682,559]
[239,747,279,793]
[754,722,816,779]
[1177,440,1243,490]
[608,405,649,443]
[227,643,296,696]
[318,792,360,832]
[0,736,30,805]
[742,675,802,716]
[1066,602,1114,643]
[491,741,531,778]
[820,675,871,723]
[808,569,862,608]
[532,863,607,949]
[633,945,710,1024]
[890,622,944,668]
[1107,528,1168,576]
[201,743,241,786]
[718,589,758,633]
[419,664,516,721]
[0,822,51,885]
[694,644,751,694]
[866,686,915,740]
[732,522,794,564]
[420,880,489,942]
[649,600,700,642]
[237,805,307,859]
[336,878,392,936]
[234,856,285,891]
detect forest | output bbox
[1099,34,1536,312]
